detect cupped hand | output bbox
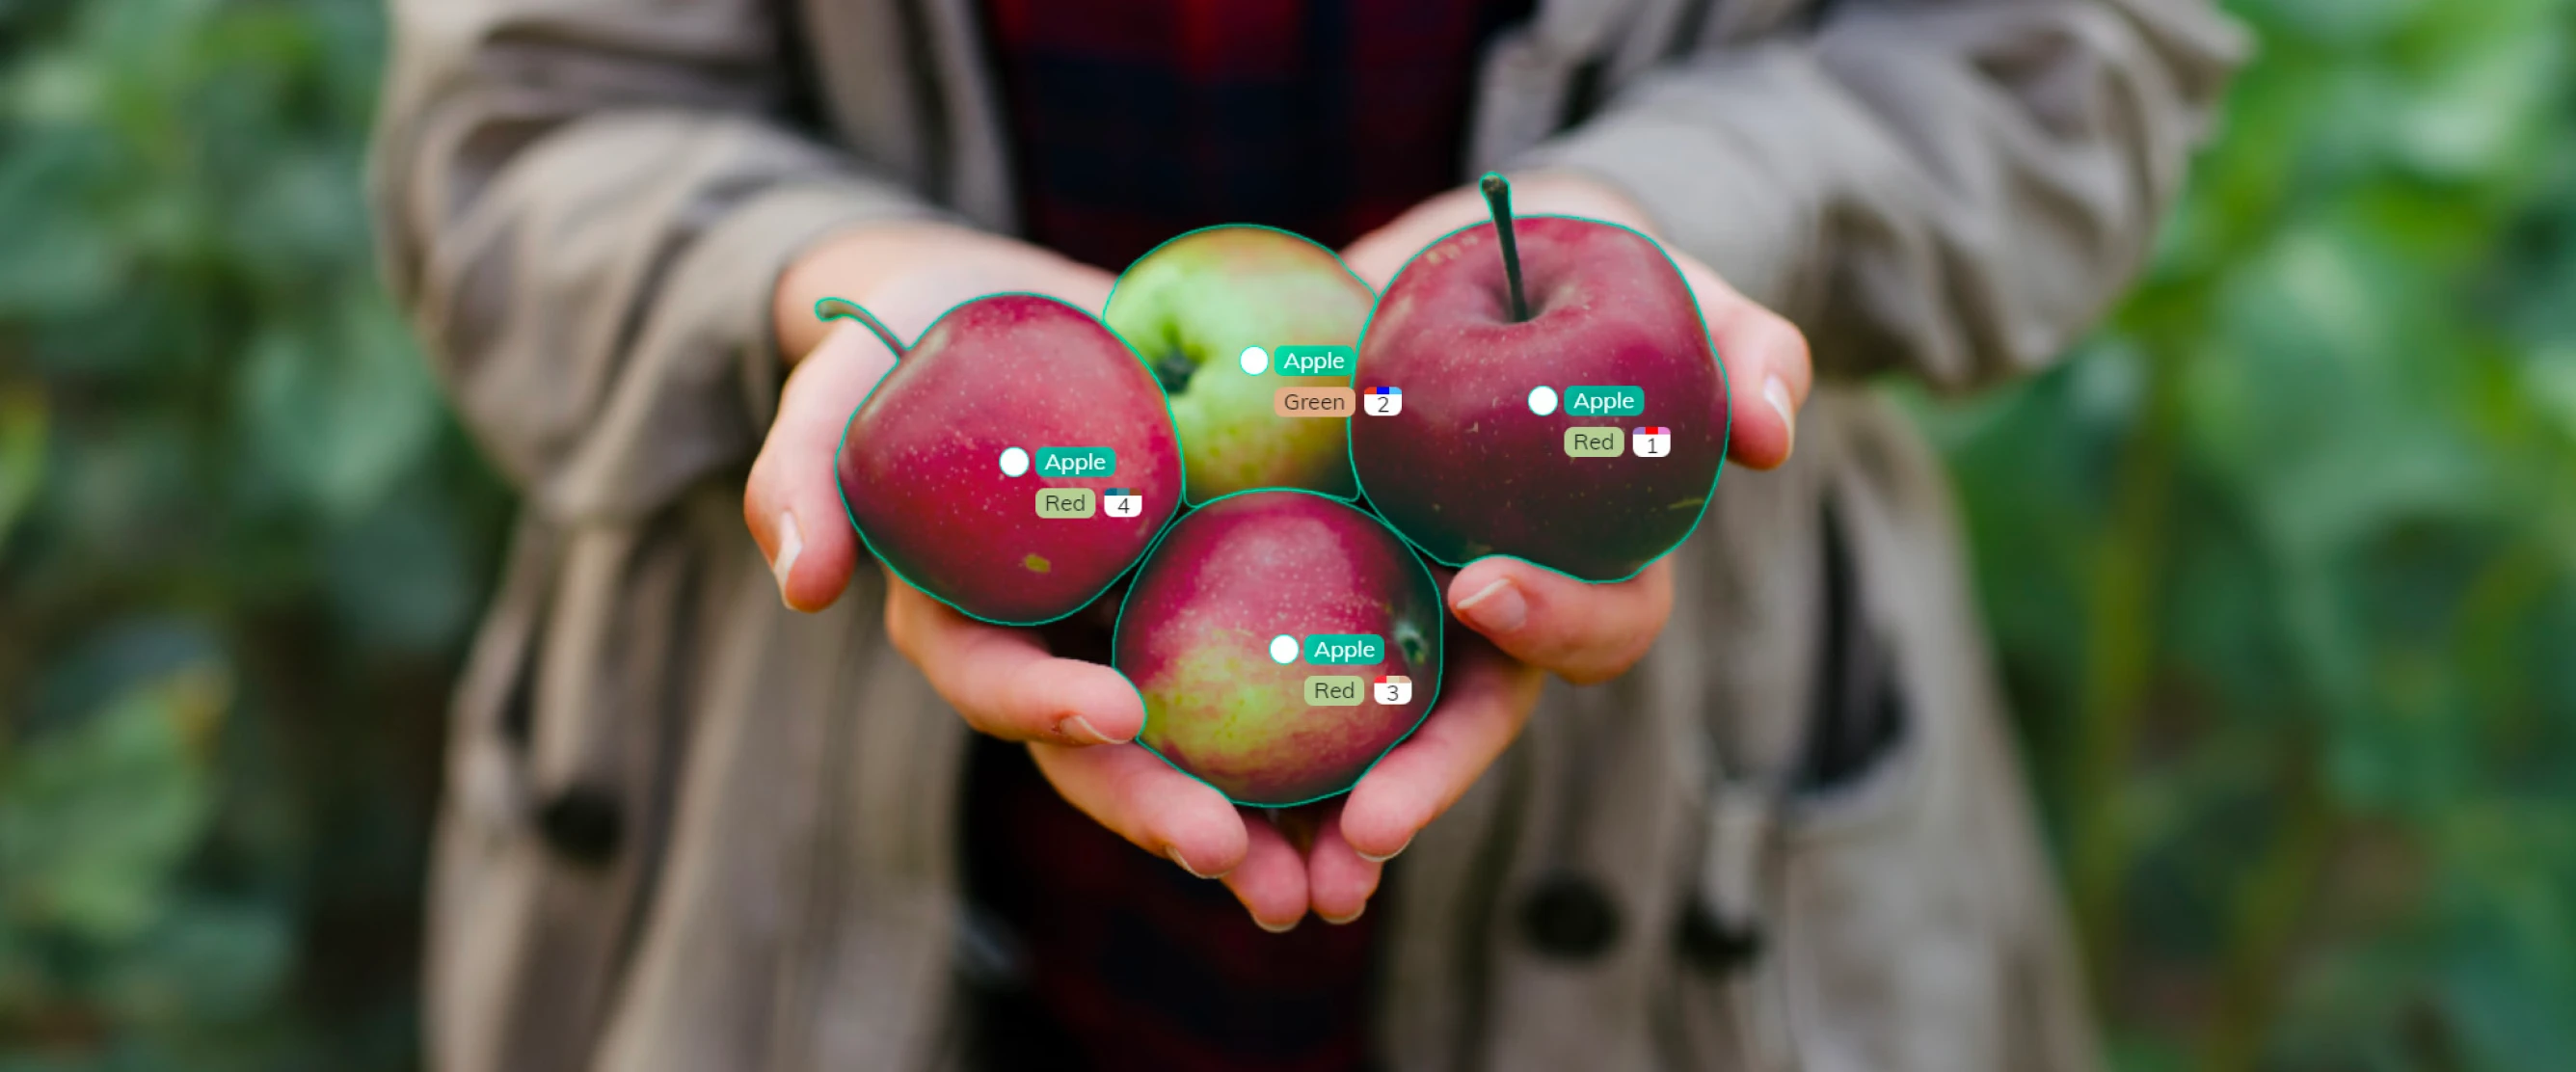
[1286,558,1670,923]
[745,223,1308,927]
[873,559,1665,932]
[1288,172,1817,920]
[750,222,1115,611]
[742,212,1739,932]
[1339,171,1812,470]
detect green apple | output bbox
[1105,226,1372,502]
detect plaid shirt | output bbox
[966,737,1382,1071]
[969,5,1528,1066]
[979,0,1531,271]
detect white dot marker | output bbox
[1240,346,1270,375]
[998,446,1030,477]
[1527,386,1560,415]
[1268,634,1300,664]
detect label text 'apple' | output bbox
[1274,345,1355,377]
[1565,386,1645,416]
[1035,446,1116,477]
[1305,633,1384,664]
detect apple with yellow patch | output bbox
[1114,491,1440,806]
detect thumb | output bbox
[745,319,899,610]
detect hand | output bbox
[1289,558,1673,924]
[872,557,1669,932]
[750,222,1115,611]
[740,214,1712,932]
[745,224,1316,925]
[1340,171,1812,470]
[1282,173,1813,923]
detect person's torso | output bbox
[977,0,1533,270]
[425,2,2104,1068]
[960,5,1532,1067]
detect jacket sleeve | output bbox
[1518,0,2243,391]
[368,0,947,521]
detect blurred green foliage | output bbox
[0,0,505,1068]
[1906,0,2576,1067]
[0,0,2570,1069]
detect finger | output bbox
[1224,813,1315,933]
[1340,173,1661,289]
[865,252,1116,335]
[745,320,898,611]
[1337,186,1474,289]
[884,578,1144,745]
[1679,258,1811,470]
[1447,557,1673,685]
[1339,640,1544,861]
[1301,803,1382,925]
[1030,739,1250,881]
[1341,218,1457,292]
[1342,180,1811,469]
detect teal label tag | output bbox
[1565,386,1644,416]
[1274,345,1355,377]
[1305,633,1384,664]
[1035,446,1116,477]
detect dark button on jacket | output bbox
[1522,873,1621,960]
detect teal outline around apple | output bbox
[828,291,1190,628]
[1110,486,1446,809]
[1104,224,1375,506]
[1342,195,1731,586]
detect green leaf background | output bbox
[1,1,503,1067]
[1,0,2570,1068]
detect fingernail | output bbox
[1763,374,1797,458]
[772,509,804,608]
[1255,915,1302,934]
[1061,714,1121,745]
[1452,576,1527,633]
[1167,846,1224,880]
[1320,904,1366,925]
[1355,835,1412,864]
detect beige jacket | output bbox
[369,0,2241,1068]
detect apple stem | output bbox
[1479,173,1531,323]
[815,296,906,358]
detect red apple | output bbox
[837,294,1181,625]
[1114,491,1441,806]
[1350,176,1728,581]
